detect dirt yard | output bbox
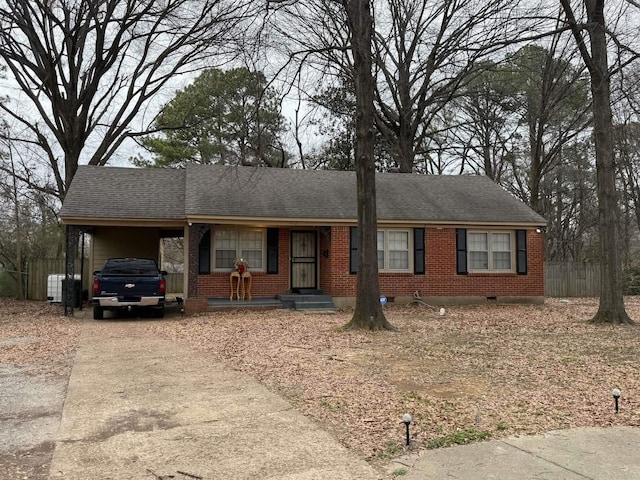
[1,297,640,474]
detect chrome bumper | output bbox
[94,296,164,308]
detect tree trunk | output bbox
[583,1,633,324]
[9,144,24,300]
[527,115,545,215]
[396,62,415,173]
[396,123,415,173]
[342,0,396,331]
[64,225,78,316]
[63,153,80,203]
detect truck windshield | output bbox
[101,259,159,276]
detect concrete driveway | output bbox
[48,316,381,480]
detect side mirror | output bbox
[93,270,100,276]
[161,270,168,276]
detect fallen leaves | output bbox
[0,299,79,376]
[150,299,640,461]
[3,297,640,465]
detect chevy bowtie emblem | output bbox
[125,283,135,288]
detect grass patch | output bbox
[374,440,405,461]
[385,440,402,455]
[392,467,408,476]
[427,428,491,449]
[319,398,341,413]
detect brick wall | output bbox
[189,225,544,304]
[319,228,332,293]
[195,229,290,299]
[327,226,544,298]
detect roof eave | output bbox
[186,215,546,228]
[60,216,186,228]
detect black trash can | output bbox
[61,279,82,308]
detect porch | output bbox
[206,292,335,312]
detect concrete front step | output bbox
[207,297,284,311]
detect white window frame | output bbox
[212,227,266,272]
[467,230,514,273]
[377,228,412,272]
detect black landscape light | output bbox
[402,413,412,446]
[612,388,621,414]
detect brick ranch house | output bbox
[60,164,546,314]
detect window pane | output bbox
[214,230,237,269]
[242,251,262,269]
[377,230,385,268]
[469,251,488,270]
[492,233,510,252]
[215,250,236,269]
[214,229,265,270]
[388,231,408,250]
[102,258,158,276]
[493,252,511,270]
[241,230,262,250]
[388,231,409,269]
[468,232,488,270]
[240,230,263,270]
[468,232,488,251]
[389,251,409,269]
[492,233,511,270]
[215,230,237,249]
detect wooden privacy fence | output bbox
[544,262,600,297]
[165,273,184,295]
[26,258,184,301]
[26,258,91,301]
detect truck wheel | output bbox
[153,306,165,318]
[93,306,104,320]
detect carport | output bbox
[60,167,188,315]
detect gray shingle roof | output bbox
[60,166,185,221]
[61,164,546,225]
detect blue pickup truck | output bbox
[92,258,167,320]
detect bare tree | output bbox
[616,122,640,242]
[275,0,543,174]
[371,0,525,172]
[341,0,395,330]
[448,61,520,182]
[0,128,64,298]
[559,0,635,324]
[0,0,254,201]
[0,136,24,299]
[268,0,394,329]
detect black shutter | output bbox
[516,229,527,275]
[414,228,425,275]
[267,228,279,274]
[456,228,468,275]
[349,226,358,274]
[198,228,211,274]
